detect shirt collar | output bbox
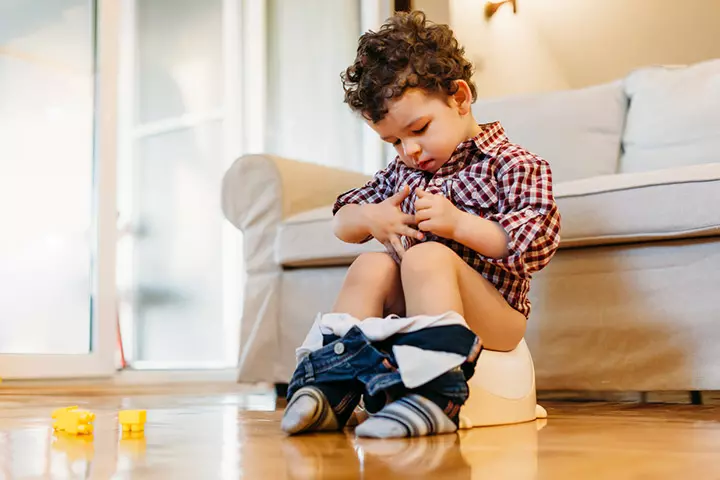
[436,122,508,176]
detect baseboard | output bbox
[0,369,277,396]
[538,390,720,405]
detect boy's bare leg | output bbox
[356,242,526,438]
[400,242,526,352]
[332,252,405,318]
[284,252,403,435]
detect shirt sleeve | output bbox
[332,160,399,215]
[482,151,562,277]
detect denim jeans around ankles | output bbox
[288,327,402,399]
[287,325,474,426]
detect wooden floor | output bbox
[0,386,719,479]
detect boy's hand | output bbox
[365,185,424,258]
[414,188,461,239]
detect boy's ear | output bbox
[451,80,473,116]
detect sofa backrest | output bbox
[619,59,720,174]
[472,81,628,184]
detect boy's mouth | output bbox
[417,159,434,170]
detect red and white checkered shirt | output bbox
[333,122,561,318]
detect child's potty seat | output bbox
[459,339,547,429]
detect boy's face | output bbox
[368,84,477,173]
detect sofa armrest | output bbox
[222,154,370,269]
[221,154,370,383]
[223,154,370,229]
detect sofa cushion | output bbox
[620,59,720,174]
[472,81,627,183]
[276,163,720,267]
[555,163,720,247]
[275,207,384,267]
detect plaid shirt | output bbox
[332,122,561,318]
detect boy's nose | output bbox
[403,141,421,158]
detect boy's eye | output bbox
[412,123,429,134]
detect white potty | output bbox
[459,339,546,429]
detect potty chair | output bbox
[459,339,547,429]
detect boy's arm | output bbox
[451,213,510,259]
[414,188,509,258]
[335,186,421,257]
[333,204,374,243]
[417,153,560,276]
[332,162,395,243]
[470,155,561,276]
[333,160,418,248]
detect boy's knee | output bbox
[401,242,455,276]
[347,252,399,285]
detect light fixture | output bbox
[485,0,517,20]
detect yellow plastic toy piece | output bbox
[53,409,95,435]
[51,406,78,419]
[119,410,146,432]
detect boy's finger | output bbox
[390,185,410,204]
[418,219,433,232]
[389,235,405,259]
[415,209,431,222]
[400,225,424,240]
[415,188,428,198]
[401,213,417,225]
[414,197,432,210]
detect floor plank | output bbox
[0,387,718,479]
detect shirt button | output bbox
[472,191,481,199]
[525,210,533,217]
[334,343,345,355]
[433,178,443,186]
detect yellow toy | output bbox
[53,409,95,435]
[51,406,79,419]
[119,410,146,432]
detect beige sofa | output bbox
[222,60,720,393]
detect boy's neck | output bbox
[465,115,483,141]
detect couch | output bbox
[221,59,720,393]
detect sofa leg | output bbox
[690,391,703,405]
[275,383,289,399]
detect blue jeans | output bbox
[287,325,481,427]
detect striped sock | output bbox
[354,394,457,438]
[281,386,339,435]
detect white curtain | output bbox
[266,0,367,172]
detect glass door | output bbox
[0,0,117,378]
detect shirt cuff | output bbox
[478,208,545,277]
[496,208,541,255]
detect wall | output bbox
[449,0,720,98]
[413,0,451,24]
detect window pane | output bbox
[133,122,226,362]
[136,0,223,124]
[0,0,94,354]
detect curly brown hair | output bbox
[341,11,476,123]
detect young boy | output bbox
[282,11,561,438]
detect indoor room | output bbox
[1,0,719,477]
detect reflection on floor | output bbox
[0,386,718,479]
